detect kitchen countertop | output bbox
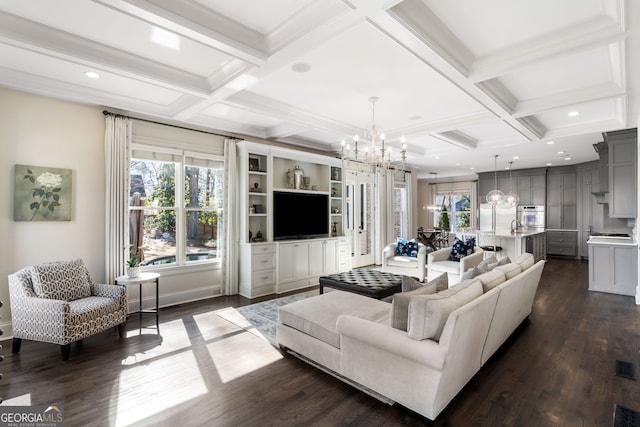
[587,236,637,246]
[494,229,545,238]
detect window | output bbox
[392,182,408,239]
[129,149,224,267]
[434,192,471,231]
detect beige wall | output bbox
[0,88,221,334]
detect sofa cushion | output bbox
[475,269,507,292]
[279,291,389,349]
[391,273,448,331]
[429,260,463,275]
[514,253,535,271]
[494,262,522,280]
[30,259,92,301]
[449,238,476,262]
[386,256,419,268]
[407,279,483,341]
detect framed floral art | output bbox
[14,164,72,221]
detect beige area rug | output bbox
[216,288,395,405]
[216,290,319,346]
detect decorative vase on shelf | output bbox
[126,266,142,278]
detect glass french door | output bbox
[345,170,375,267]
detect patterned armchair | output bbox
[8,259,127,361]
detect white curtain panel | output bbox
[104,115,131,283]
[222,138,239,295]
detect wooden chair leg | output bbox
[118,322,126,338]
[61,344,70,361]
[12,338,21,354]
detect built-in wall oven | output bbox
[518,205,545,230]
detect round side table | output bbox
[115,272,160,331]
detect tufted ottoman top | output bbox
[319,269,402,299]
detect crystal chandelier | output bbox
[341,96,407,171]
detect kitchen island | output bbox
[587,235,637,296]
[494,229,546,262]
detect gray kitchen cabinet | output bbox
[605,128,637,218]
[588,241,637,296]
[517,174,546,205]
[546,168,577,230]
[577,163,601,259]
[479,168,546,206]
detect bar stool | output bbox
[477,230,502,259]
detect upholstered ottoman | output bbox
[319,269,402,300]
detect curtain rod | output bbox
[102,110,241,140]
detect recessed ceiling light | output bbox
[565,156,571,161]
[291,62,311,73]
[470,167,474,170]
[557,151,564,155]
[455,163,461,166]
[513,156,519,159]
[84,71,100,79]
[568,111,580,117]
[546,140,555,145]
[434,156,440,160]
[546,162,553,166]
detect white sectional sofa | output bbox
[277,253,545,420]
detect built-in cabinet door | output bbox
[589,244,637,296]
[309,240,338,277]
[608,129,637,218]
[531,175,546,205]
[546,171,577,230]
[517,176,532,205]
[279,242,311,283]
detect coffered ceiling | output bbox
[1,0,638,177]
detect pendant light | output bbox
[503,161,519,207]
[486,154,504,205]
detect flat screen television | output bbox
[273,191,329,240]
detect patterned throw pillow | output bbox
[396,238,419,258]
[30,259,92,301]
[449,237,476,262]
[395,238,408,256]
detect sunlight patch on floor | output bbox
[122,318,192,365]
[114,350,207,426]
[0,393,32,406]
[207,330,283,383]
[193,308,246,341]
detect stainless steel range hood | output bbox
[591,140,608,204]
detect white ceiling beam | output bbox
[512,83,625,118]
[468,17,626,83]
[0,12,211,96]
[94,0,268,65]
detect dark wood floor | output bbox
[1,258,640,426]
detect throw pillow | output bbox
[488,255,511,271]
[449,238,475,262]
[394,238,408,256]
[391,281,437,331]
[461,266,478,281]
[407,279,483,341]
[401,275,422,292]
[430,272,448,292]
[30,259,92,301]
[396,239,419,258]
